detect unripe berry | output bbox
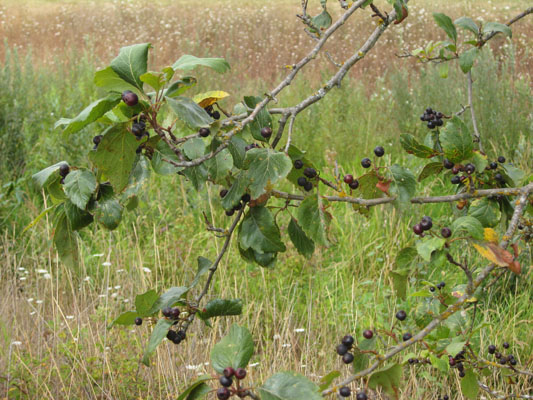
[363,330,373,339]
[235,368,247,380]
[223,367,235,378]
[344,174,354,184]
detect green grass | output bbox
[0,39,532,399]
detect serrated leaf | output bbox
[259,372,322,400]
[471,151,488,172]
[121,155,151,203]
[173,55,230,74]
[151,139,183,175]
[243,96,272,142]
[210,324,253,374]
[53,207,79,268]
[429,354,449,374]
[451,216,484,240]
[32,161,68,188]
[440,116,473,163]
[455,17,478,35]
[418,162,444,182]
[288,218,315,259]
[400,134,436,158]
[501,164,525,186]
[89,127,139,191]
[55,94,121,135]
[110,43,151,90]
[318,371,341,392]
[197,299,243,320]
[446,339,466,357]
[482,22,512,38]
[63,169,97,210]
[108,311,139,328]
[177,375,212,400]
[296,196,330,246]
[460,369,479,400]
[459,48,478,73]
[433,13,457,42]
[311,10,332,32]
[416,237,446,261]
[167,96,214,130]
[135,289,159,317]
[368,363,403,397]
[165,76,198,98]
[94,66,140,94]
[193,91,230,108]
[243,148,292,199]
[240,206,285,254]
[190,257,212,289]
[142,318,173,366]
[390,164,416,206]
[139,71,165,91]
[222,175,248,210]
[64,200,93,230]
[147,286,190,315]
[206,148,233,183]
[94,185,122,230]
[227,136,247,169]
[468,198,501,227]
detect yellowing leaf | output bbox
[483,228,499,243]
[193,91,230,108]
[473,243,520,275]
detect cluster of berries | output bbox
[162,307,187,344]
[412,216,432,236]
[220,190,251,216]
[58,163,70,184]
[293,160,316,192]
[420,107,444,129]
[244,143,260,152]
[448,349,467,378]
[437,395,450,400]
[334,336,367,399]
[205,105,221,120]
[131,115,149,141]
[216,367,248,399]
[394,310,412,341]
[488,342,517,366]
[429,281,445,292]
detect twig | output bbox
[467,71,483,152]
[479,382,533,399]
[284,114,296,153]
[480,7,533,45]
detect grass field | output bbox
[0,0,532,399]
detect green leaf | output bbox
[139,71,165,91]
[259,372,322,400]
[151,139,183,175]
[147,286,189,315]
[88,127,139,192]
[210,324,254,374]
[108,311,139,328]
[64,200,93,230]
[445,338,466,357]
[440,116,473,163]
[400,134,437,158]
[451,216,484,240]
[63,169,97,210]
[94,66,140,94]
[390,164,416,206]
[482,22,512,38]
[121,155,151,203]
[32,161,68,188]
[468,198,501,227]
[94,185,123,230]
[439,62,449,79]
[243,96,272,142]
[165,77,197,97]
[227,136,247,169]
[243,148,292,199]
[221,175,248,210]
[418,162,443,182]
[358,171,382,200]
[288,218,315,259]
[172,55,230,74]
[471,151,488,172]
[455,17,478,35]
[240,207,285,254]
[318,371,341,392]
[141,318,173,366]
[110,43,151,90]
[53,207,79,268]
[167,96,214,130]
[55,94,121,135]
[460,369,479,400]
[135,289,159,317]
[311,10,332,32]
[197,299,243,320]
[177,375,212,400]
[23,204,60,234]
[396,247,418,268]
[459,48,479,73]
[429,354,449,374]
[190,257,212,289]
[206,148,233,183]
[390,269,408,300]
[296,196,331,246]
[501,164,525,186]
[416,237,446,262]
[433,13,457,43]
[368,363,403,397]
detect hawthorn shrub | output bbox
[30,1,532,399]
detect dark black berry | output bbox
[260,126,272,138]
[363,330,373,339]
[233,202,243,211]
[490,162,498,170]
[176,330,186,341]
[220,189,228,198]
[495,352,502,359]
[216,387,230,400]
[459,371,466,378]
[503,342,510,349]
[131,123,144,136]
[374,146,385,157]
[199,127,210,137]
[488,345,496,354]
[420,216,432,231]
[297,177,308,187]
[349,180,359,190]
[396,310,407,321]
[167,330,177,341]
[342,352,354,364]
[452,165,461,175]
[402,333,412,341]
[162,307,172,317]
[443,395,449,400]
[122,90,138,106]
[212,111,221,120]
[426,108,433,114]
[134,317,142,326]
[219,376,233,387]
[93,135,102,145]
[304,181,313,192]
[303,167,317,179]
[427,121,435,129]
[344,174,354,184]
[339,387,351,397]
[342,335,355,348]
[169,307,180,320]
[356,392,368,400]
[510,358,517,366]
[413,224,423,235]
[441,227,452,238]
[443,159,454,169]
[495,173,504,182]
[451,176,461,184]
[497,156,506,163]
[361,158,371,168]
[437,282,445,289]
[408,358,416,365]
[294,159,304,169]
[429,286,436,292]
[225,209,235,217]
[337,344,349,356]
[465,163,475,175]
[435,119,444,126]
[59,163,70,177]
[235,368,247,380]
[241,193,251,203]
[499,357,507,365]
[457,362,464,371]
